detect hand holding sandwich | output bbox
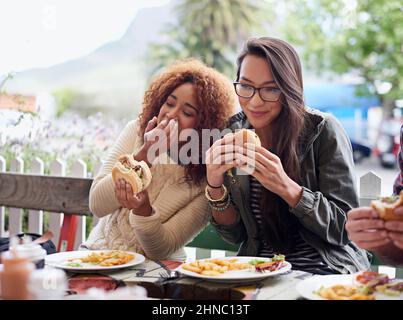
[206,129,302,207]
[346,192,403,251]
[345,207,390,250]
[112,154,153,216]
[114,179,152,216]
[384,212,403,250]
[240,142,303,208]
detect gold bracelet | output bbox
[205,184,228,202]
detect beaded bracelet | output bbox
[208,194,231,212]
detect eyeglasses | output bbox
[233,82,281,102]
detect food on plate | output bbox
[233,128,261,147]
[355,271,390,286]
[112,154,152,193]
[313,271,403,300]
[371,191,403,221]
[67,250,135,267]
[316,284,375,300]
[181,258,252,276]
[253,254,286,272]
[181,255,287,277]
[354,271,403,297]
[375,282,403,297]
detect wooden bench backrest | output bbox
[0,172,93,216]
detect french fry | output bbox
[220,266,229,273]
[201,270,221,276]
[70,251,134,266]
[318,285,375,300]
[182,264,203,273]
[181,258,253,276]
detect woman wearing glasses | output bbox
[205,37,371,274]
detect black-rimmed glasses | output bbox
[233,82,281,102]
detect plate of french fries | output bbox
[45,250,145,272]
[296,273,403,300]
[177,256,292,282]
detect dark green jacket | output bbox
[211,108,371,274]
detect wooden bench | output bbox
[0,172,92,251]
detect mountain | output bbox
[5,1,177,118]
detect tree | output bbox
[53,88,80,117]
[147,0,268,78]
[280,0,403,113]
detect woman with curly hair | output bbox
[81,59,235,261]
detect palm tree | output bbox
[147,0,267,78]
[177,0,259,50]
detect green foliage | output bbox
[1,142,57,174]
[280,0,403,108]
[0,72,16,93]
[147,0,269,78]
[53,88,80,118]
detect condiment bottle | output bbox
[0,237,35,300]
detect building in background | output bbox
[305,83,402,167]
[0,93,37,113]
[304,83,380,142]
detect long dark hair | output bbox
[236,37,307,252]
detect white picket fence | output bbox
[0,155,102,250]
[0,155,383,256]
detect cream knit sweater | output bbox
[82,119,210,262]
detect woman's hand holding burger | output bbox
[112,154,153,216]
[206,129,302,207]
[346,193,403,250]
[206,133,241,185]
[240,143,303,208]
[114,179,152,216]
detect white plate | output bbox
[45,250,145,272]
[177,256,292,283]
[296,274,403,300]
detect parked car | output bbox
[373,132,400,168]
[372,118,401,168]
[351,139,372,163]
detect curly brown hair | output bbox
[139,59,236,185]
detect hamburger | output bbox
[112,154,152,193]
[371,190,403,221]
[231,129,261,175]
[233,128,261,147]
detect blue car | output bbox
[350,140,372,163]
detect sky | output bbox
[0,0,170,75]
